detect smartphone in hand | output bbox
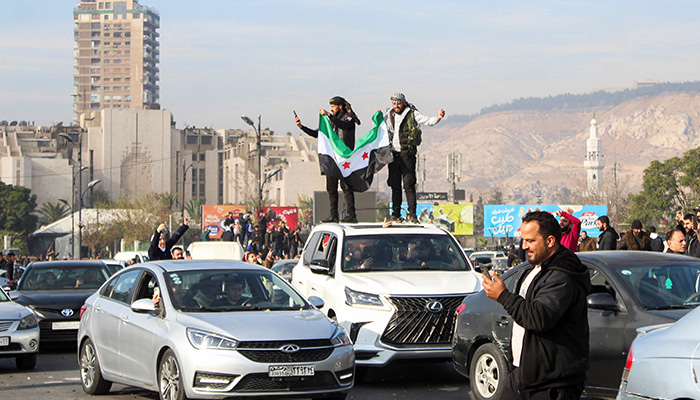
[481,263,493,281]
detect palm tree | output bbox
[185,199,205,224]
[39,202,70,223]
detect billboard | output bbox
[201,205,247,239]
[261,206,299,231]
[483,205,607,238]
[397,202,474,235]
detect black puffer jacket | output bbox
[597,226,618,250]
[497,246,591,391]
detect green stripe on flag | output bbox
[318,111,384,158]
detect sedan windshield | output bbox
[614,262,700,308]
[342,234,470,272]
[19,266,109,290]
[164,269,310,312]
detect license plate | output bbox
[0,337,8,346]
[52,321,80,330]
[268,365,315,377]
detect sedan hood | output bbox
[175,308,337,341]
[342,270,481,296]
[0,301,33,319]
[14,290,95,309]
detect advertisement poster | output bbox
[261,206,300,231]
[201,205,247,239]
[483,205,607,238]
[397,202,474,235]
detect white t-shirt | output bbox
[511,265,541,368]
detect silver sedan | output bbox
[617,304,700,400]
[0,287,39,369]
[78,260,354,400]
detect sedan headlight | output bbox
[344,287,383,307]
[330,322,352,347]
[186,328,238,350]
[18,314,38,330]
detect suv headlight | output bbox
[345,287,383,308]
[18,314,38,330]
[186,328,238,350]
[330,322,352,347]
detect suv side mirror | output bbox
[587,292,618,311]
[310,259,330,275]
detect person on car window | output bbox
[407,239,437,267]
[75,269,99,288]
[42,272,57,288]
[212,278,246,307]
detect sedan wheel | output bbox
[80,338,112,395]
[159,349,187,400]
[469,343,509,400]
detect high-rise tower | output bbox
[72,0,160,122]
[583,116,605,194]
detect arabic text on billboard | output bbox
[483,205,607,238]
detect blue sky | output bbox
[1,1,699,133]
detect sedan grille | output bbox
[381,295,465,345]
[38,320,78,342]
[235,371,338,392]
[0,322,12,332]
[237,339,334,363]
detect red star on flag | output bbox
[362,152,369,160]
[342,161,351,169]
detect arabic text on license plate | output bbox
[268,365,315,377]
[52,321,80,330]
[0,337,8,346]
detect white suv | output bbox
[292,223,482,367]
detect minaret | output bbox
[583,115,605,194]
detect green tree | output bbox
[0,182,38,252]
[185,199,205,224]
[38,202,70,223]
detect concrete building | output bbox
[0,121,76,208]
[72,0,160,123]
[82,108,179,200]
[583,116,605,194]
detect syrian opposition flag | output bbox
[317,111,393,192]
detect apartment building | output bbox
[73,0,160,122]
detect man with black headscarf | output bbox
[295,96,361,223]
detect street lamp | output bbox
[182,161,193,215]
[261,167,282,203]
[78,178,101,259]
[60,133,87,258]
[241,115,261,213]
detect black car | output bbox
[12,261,111,344]
[452,251,700,400]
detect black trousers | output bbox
[501,368,584,400]
[387,152,417,218]
[327,176,355,219]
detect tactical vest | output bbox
[392,108,422,155]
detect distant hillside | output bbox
[421,89,700,204]
[446,81,700,125]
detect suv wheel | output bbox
[469,343,509,400]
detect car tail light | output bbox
[80,304,87,320]
[621,344,634,381]
[455,303,466,316]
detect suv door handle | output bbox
[496,317,509,327]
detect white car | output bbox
[292,223,482,368]
[0,287,39,369]
[79,260,354,399]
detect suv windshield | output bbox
[342,234,469,272]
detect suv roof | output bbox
[315,222,450,236]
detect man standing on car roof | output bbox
[384,93,444,223]
[482,211,590,400]
[148,215,190,260]
[295,96,361,223]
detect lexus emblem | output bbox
[280,344,300,353]
[426,301,443,313]
[61,309,74,317]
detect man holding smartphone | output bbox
[148,214,190,260]
[481,211,590,400]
